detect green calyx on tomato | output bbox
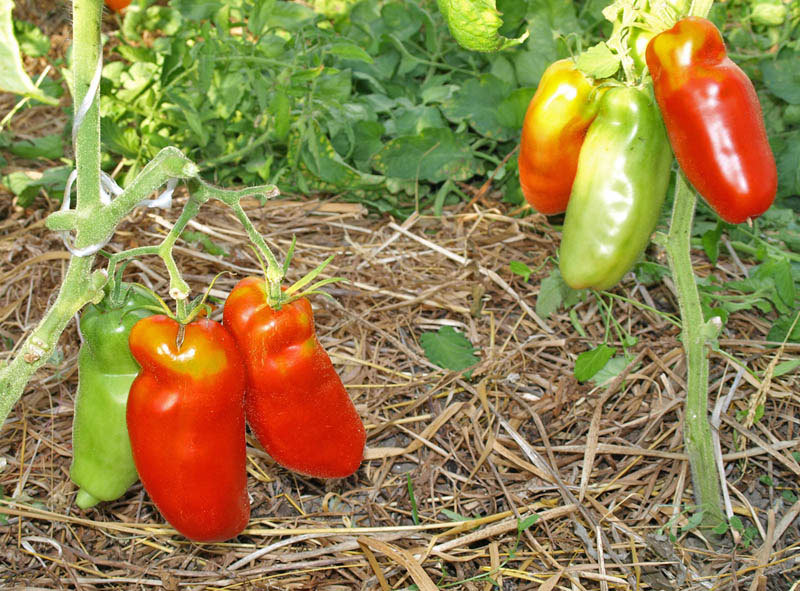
[646,17,777,224]
[70,282,157,509]
[559,85,672,291]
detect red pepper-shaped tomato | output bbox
[126,316,249,542]
[646,17,777,224]
[223,277,365,479]
[518,59,603,215]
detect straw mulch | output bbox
[1,5,799,584]
[1,173,799,589]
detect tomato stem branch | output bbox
[664,173,725,530]
[192,182,283,307]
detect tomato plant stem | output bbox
[664,173,725,530]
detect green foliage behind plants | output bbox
[96,0,611,216]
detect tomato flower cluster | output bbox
[519,17,777,290]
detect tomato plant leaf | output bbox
[761,56,800,105]
[437,0,528,52]
[576,42,620,79]
[420,326,479,376]
[574,345,616,383]
[0,0,57,104]
[510,261,533,282]
[442,74,516,140]
[372,128,478,182]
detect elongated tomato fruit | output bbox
[518,59,603,215]
[646,17,777,224]
[224,277,365,479]
[127,316,249,542]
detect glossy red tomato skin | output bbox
[104,0,131,12]
[223,277,365,479]
[646,17,777,224]
[126,315,249,542]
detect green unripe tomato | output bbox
[751,0,787,26]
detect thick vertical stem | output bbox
[0,0,105,428]
[665,174,725,528]
[72,0,103,225]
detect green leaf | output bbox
[536,268,580,320]
[591,353,635,386]
[496,87,537,130]
[372,127,478,183]
[576,42,620,79]
[702,222,724,264]
[406,473,420,525]
[574,344,616,383]
[328,42,374,64]
[773,359,800,378]
[13,19,49,57]
[775,134,800,198]
[730,515,744,531]
[633,261,670,286]
[101,118,142,160]
[442,75,516,140]
[682,511,704,531]
[440,508,471,522]
[420,326,479,376]
[1,165,71,206]
[10,134,63,160]
[0,0,57,104]
[518,514,539,533]
[712,521,729,535]
[762,57,800,104]
[437,0,528,52]
[182,230,228,257]
[510,261,532,282]
[512,18,561,87]
[269,89,291,142]
[768,314,800,343]
[391,105,445,137]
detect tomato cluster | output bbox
[519,17,777,290]
[73,277,365,542]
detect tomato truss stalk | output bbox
[0,0,280,429]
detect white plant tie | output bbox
[58,169,109,256]
[62,46,175,257]
[139,177,177,208]
[100,171,124,204]
[72,52,103,149]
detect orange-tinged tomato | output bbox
[104,0,131,12]
[518,59,604,215]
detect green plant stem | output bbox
[663,174,725,529]
[0,0,105,429]
[193,181,284,306]
[0,258,105,427]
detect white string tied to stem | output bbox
[71,52,103,150]
[139,177,177,208]
[62,47,176,257]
